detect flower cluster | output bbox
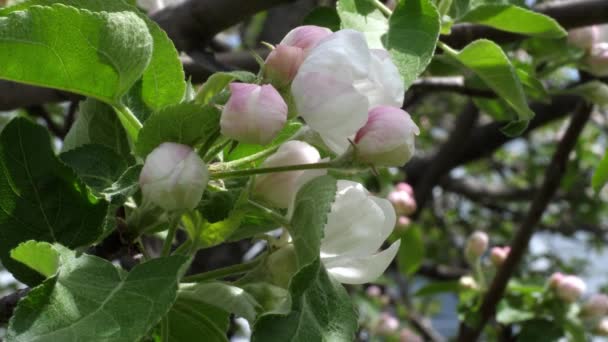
[568,25,608,76]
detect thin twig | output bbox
[456,102,592,341]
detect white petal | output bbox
[323,240,401,284]
[367,49,405,107]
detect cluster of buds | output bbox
[387,182,416,231]
[568,25,608,76]
[548,272,587,303]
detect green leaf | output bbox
[459,4,566,38]
[303,6,341,31]
[60,144,128,194]
[414,280,460,297]
[100,165,142,204]
[516,68,549,102]
[0,4,152,105]
[251,260,357,342]
[387,0,441,88]
[166,298,229,342]
[195,71,257,106]
[496,303,535,324]
[518,319,563,342]
[448,39,534,123]
[8,243,190,342]
[10,241,59,278]
[63,99,131,157]
[289,175,338,265]
[179,282,262,322]
[592,150,608,192]
[0,118,107,284]
[1,0,186,111]
[337,0,389,49]
[561,81,608,107]
[136,102,221,157]
[397,225,425,275]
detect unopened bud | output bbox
[139,142,208,211]
[595,318,608,336]
[281,25,332,53]
[355,106,420,167]
[395,182,414,196]
[388,190,417,216]
[548,272,564,289]
[376,312,400,335]
[264,44,305,86]
[220,83,287,145]
[587,43,608,77]
[555,275,586,302]
[581,294,608,318]
[568,26,600,51]
[395,216,411,232]
[490,246,511,267]
[459,275,479,291]
[253,141,324,208]
[366,285,382,298]
[465,231,489,260]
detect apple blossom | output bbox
[554,275,586,302]
[366,285,382,297]
[264,25,331,86]
[291,29,404,153]
[354,106,419,166]
[490,246,511,267]
[395,216,411,231]
[387,187,417,216]
[376,312,400,335]
[320,180,400,284]
[220,83,287,145]
[548,272,564,289]
[568,26,600,51]
[139,142,208,211]
[253,141,325,208]
[396,182,414,195]
[581,294,608,318]
[465,231,488,260]
[587,43,608,77]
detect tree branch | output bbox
[0,288,29,325]
[456,102,593,342]
[410,77,496,98]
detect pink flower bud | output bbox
[376,312,400,335]
[548,272,564,289]
[555,275,586,302]
[139,142,208,211]
[596,318,608,336]
[587,43,608,77]
[355,106,420,166]
[387,190,417,216]
[395,216,411,232]
[366,285,382,298]
[395,182,414,196]
[465,231,489,259]
[459,275,479,291]
[490,246,511,267]
[400,328,423,342]
[264,44,305,86]
[281,25,332,53]
[581,294,608,318]
[568,26,600,51]
[220,83,288,145]
[253,141,324,208]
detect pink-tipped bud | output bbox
[395,182,414,196]
[264,44,305,86]
[587,43,608,77]
[595,318,608,336]
[220,83,287,145]
[581,294,608,318]
[395,216,411,232]
[387,190,417,216]
[366,285,382,298]
[376,312,400,335]
[280,25,332,53]
[465,231,489,260]
[355,106,420,167]
[490,246,511,267]
[253,141,324,208]
[555,275,586,302]
[548,272,565,289]
[568,26,600,51]
[399,328,423,342]
[139,142,208,211]
[459,275,479,291]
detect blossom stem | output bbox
[161,215,181,257]
[248,199,291,228]
[182,258,262,283]
[210,161,337,179]
[113,104,142,143]
[436,41,460,58]
[203,138,231,163]
[136,238,151,261]
[160,317,169,342]
[372,0,393,16]
[221,144,281,169]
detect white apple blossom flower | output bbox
[253,141,325,208]
[139,142,208,211]
[320,180,400,284]
[291,29,404,154]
